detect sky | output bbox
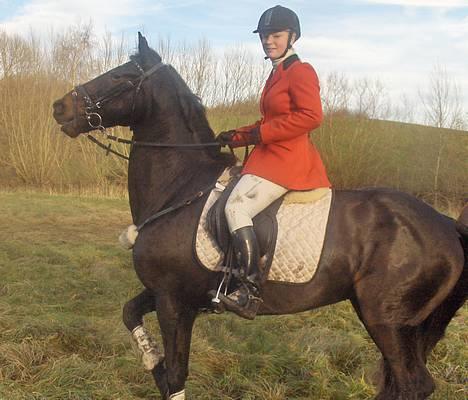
[1,0,468,122]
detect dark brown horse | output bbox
[52,33,467,400]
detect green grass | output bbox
[0,191,466,399]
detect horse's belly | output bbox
[195,189,333,284]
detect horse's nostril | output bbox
[53,100,64,114]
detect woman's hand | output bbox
[216,130,236,146]
[217,128,261,147]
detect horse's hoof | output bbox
[168,389,186,399]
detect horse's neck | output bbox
[127,122,223,224]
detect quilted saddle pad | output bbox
[195,186,333,284]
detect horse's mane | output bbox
[130,51,235,165]
[129,52,204,117]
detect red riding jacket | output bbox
[232,55,331,190]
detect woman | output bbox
[215,5,331,319]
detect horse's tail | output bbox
[419,209,468,357]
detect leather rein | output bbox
[71,60,224,161]
[70,59,244,231]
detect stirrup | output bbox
[217,285,263,320]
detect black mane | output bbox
[131,50,235,164]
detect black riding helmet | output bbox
[254,5,301,59]
[253,5,301,39]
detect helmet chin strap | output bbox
[264,31,293,61]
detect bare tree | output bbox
[155,35,173,64]
[93,31,128,75]
[0,31,36,78]
[321,72,350,115]
[418,64,466,206]
[49,22,94,84]
[392,94,415,124]
[419,64,465,129]
[190,38,213,99]
[352,77,389,119]
[217,44,267,106]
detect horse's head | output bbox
[53,33,162,138]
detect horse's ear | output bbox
[137,32,162,66]
[138,32,150,54]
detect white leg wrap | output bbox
[131,325,164,371]
[169,390,185,400]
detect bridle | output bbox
[70,59,227,161]
[68,58,246,234]
[71,60,165,133]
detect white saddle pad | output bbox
[195,185,333,284]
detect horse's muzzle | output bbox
[52,97,85,137]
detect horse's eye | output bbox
[111,74,121,81]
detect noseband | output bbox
[71,60,166,131]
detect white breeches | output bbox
[225,174,288,233]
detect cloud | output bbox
[0,0,169,37]
[293,8,468,118]
[2,0,467,120]
[357,0,468,7]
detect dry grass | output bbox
[0,191,466,399]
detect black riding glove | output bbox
[248,126,261,145]
[216,130,236,146]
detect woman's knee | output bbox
[225,196,253,232]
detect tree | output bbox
[419,64,466,206]
[419,63,465,130]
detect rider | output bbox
[215,5,331,319]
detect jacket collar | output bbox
[266,54,300,88]
[260,54,301,114]
[283,54,300,70]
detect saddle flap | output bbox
[206,178,283,264]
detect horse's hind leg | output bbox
[351,299,435,400]
[420,261,467,361]
[123,289,164,371]
[154,294,197,400]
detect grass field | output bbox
[0,191,466,400]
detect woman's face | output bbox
[260,30,294,59]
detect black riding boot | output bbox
[218,226,263,320]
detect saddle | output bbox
[206,176,283,275]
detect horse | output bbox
[52,33,467,400]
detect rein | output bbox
[84,130,230,162]
[72,61,166,132]
[71,58,249,233]
[72,59,240,160]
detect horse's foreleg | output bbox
[123,288,155,330]
[123,289,164,371]
[155,294,197,400]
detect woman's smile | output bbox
[261,31,295,60]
